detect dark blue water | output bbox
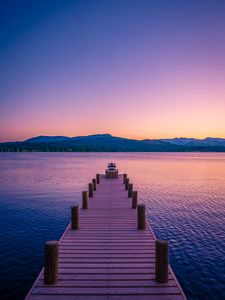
[0,152,224,299]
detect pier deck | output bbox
[26,174,186,300]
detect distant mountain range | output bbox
[0,134,225,152]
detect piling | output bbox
[71,205,79,229]
[82,191,89,209]
[155,240,169,283]
[137,204,145,229]
[44,241,59,285]
[96,174,100,184]
[128,183,133,197]
[89,182,93,197]
[125,178,129,190]
[132,190,138,208]
[92,178,97,191]
[123,173,127,184]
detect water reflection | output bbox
[0,152,224,299]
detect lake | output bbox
[0,152,224,300]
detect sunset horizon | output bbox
[1,131,225,143]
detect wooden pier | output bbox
[26,173,186,300]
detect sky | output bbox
[1,0,225,142]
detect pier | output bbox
[25,171,186,300]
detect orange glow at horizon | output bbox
[1,67,225,142]
[1,1,225,143]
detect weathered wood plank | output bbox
[39,273,175,281]
[58,263,156,269]
[31,286,181,295]
[56,268,159,274]
[59,250,155,254]
[58,258,156,263]
[37,279,177,287]
[28,295,184,300]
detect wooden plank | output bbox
[39,273,175,281]
[25,173,186,300]
[59,250,156,254]
[37,279,177,287]
[28,295,184,300]
[59,254,156,258]
[58,258,156,263]
[58,264,156,269]
[31,286,181,295]
[55,268,169,274]
[56,268,160,274]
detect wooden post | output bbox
[155,240,169,283]
[92,178,97,191]
[82,191,88,209]
[123,173,127,184]
[125,178,129,190]
[128,183,133,198]
[89,182,93,197]
[137,204,145,230]
[44,241,59,285]
[132,191,138,208]
[96,174,100,184]
[71,205,79,229]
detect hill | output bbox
[0,134,225,152]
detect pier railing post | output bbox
[132,191,138,208]
[44,241,59,285]
[125,178,129,190]
[89,183,93,197]
[155,240,169,283]
[137,204,145,229]
[92,178,97,191]
[123,173,127,184]
[96,174,100,184]
[71,205,79,229]
[128,183,133,197]
[82,191,89,209]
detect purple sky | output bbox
[1,0,225,142]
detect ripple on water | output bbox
[0,152,225,300]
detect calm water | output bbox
[0,152,224,300]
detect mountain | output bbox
[159,138,199,145]
[0,134,225,152]
[200,137,225,146]
[159,137,225,147]
[25,134,113,143]
[25,135,71,143]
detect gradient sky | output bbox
[1,0,225,142]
